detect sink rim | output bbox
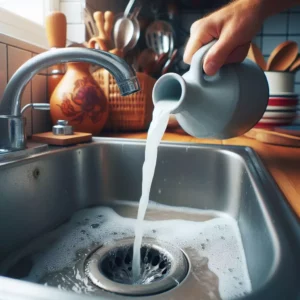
[0,138,299,300]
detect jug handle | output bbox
[189,40,217,86]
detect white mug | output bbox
[264,71,295,94]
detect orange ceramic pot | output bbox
[50,62,108,135]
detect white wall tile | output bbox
[67,24,85,43]
[32,75,51,134]
[8,46,32,137]
[60,1,83,23]
[0,43,7,100]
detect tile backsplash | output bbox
[254,6,300,94]
[60,0,85,44]
[0,34,51,136]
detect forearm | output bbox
[251,0,300,18]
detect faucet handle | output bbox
[53,120,74,135]
[21,103,50,115]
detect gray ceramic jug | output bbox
[152,40,269,139]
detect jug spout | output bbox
[152,73,188,114]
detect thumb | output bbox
[203,38,236,76]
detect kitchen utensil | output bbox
[266,41,298,71]
[137,48,157,72]
[145,21,174,55]
[45,11,66,48]
[144,53,168,77]
[88,11,114,51]
[245,128,300,147]
[92,70,156,131]
[113,0,136,51]
[247,43,266,70]
[45,11,67,99]
[93,11,106,40]
[162,48,178,75]
[153,40,269,139]
[84,7,98,39]
[289,57,300,72]
[264,71,295,94]
[104,11,114,42]
[109,48,123,57]
[123,6,141,53]
[88,37,109,51]
[145,2,174,55]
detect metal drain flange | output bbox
[84,238,188,296]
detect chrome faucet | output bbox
[0,48,140,153]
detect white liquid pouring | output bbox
[132,101,175,282]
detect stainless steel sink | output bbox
[0,138,299,300]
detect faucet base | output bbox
[0,116,26,152]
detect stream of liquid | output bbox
[132,101,175,282]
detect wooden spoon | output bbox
[104,11,114,41]
[88,37,108,51]
[94,11,107,40]
[289,57,300,72]
[45,11,67,48]
[247,43,266,70]
[266,41,298,71]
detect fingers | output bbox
[183,20,214,64]
[203,37,237,75]
[225,43,250,64]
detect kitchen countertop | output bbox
[103,129,300,218]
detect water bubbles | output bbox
[13,204,251,299]
[90,224,99,229]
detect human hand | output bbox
[183,0,265,75]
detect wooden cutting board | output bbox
[31,132,92,146]
[245,128,300,147]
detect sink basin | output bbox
[0,138,299,300]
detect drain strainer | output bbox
[84,238,188,296]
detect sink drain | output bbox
[84,238,188,296]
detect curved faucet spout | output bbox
[0,48,140,116]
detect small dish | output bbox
[263,111,296,119]
[267,106,297,111]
